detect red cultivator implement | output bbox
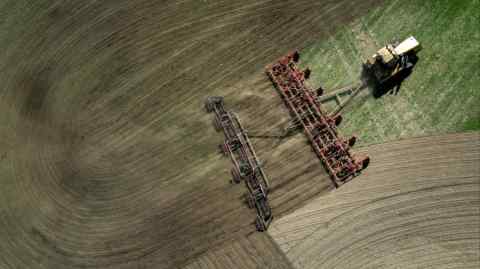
[266,51,369,188]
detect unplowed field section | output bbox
[0,1,385,269]
[270,132,480,269]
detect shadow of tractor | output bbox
[362,54,419,99]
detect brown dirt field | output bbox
[182,233,293,269]
[269,132,480,269]
[0,1,386,269]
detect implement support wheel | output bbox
[256,217,266,232]
[205,101,213,113]
[213,117,222,132]
[231,167,242,183]
[362,157,370,169]
[246,193,255,208]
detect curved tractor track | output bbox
[270,132,480,269]
[0,0,385,268]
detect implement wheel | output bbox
[255,217,266,232]
[292,51,300,62]
[205,96,223,112]
[205,100,214,113]
[362,157,370,169]
[333,114,343,127]
[348,136,357,147]
[245,193,255,208]
[213,117,222,132]
[231,167,242,183]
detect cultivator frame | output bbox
[266,51,369,187]
[205,96,273,231]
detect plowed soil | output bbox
[0,1,385,269]
[182,233,293,269]
[270,132,480,269]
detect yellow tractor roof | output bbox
[377,45,396,64]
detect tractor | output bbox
[363,36,421,96]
